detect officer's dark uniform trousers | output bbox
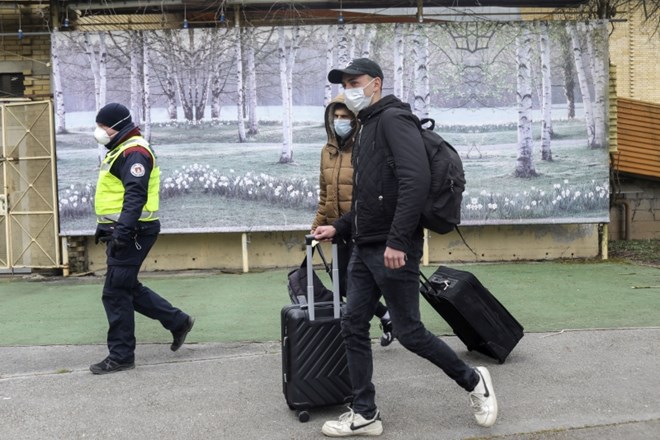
[103,224,187,363]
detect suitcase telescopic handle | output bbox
[304,235,341,321]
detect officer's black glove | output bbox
[95,227,111,245]
[107,237,128,252]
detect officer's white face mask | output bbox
[344,78,376,115]
[93,115,131,146]
[94,126,111,145]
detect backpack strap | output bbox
[454,225,478,257]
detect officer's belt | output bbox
[97,211,158,223]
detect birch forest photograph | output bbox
[53,20,610,234]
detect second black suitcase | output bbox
[420,266,524,364]
[287,239,334,305]
[281,236,352,422]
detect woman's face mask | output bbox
[333,119,353,139]
[344,78,376,114]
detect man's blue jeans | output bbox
[342,240,479,417]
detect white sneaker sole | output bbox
[322,421,383,437]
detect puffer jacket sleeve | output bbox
[311,148,329,230]
[380,110,430,252]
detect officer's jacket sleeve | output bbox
[111,148,153,240]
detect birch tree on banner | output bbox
[539,21,553,161]
[567,22,596,149]
[515,24,537,178]
[278,26,300,164]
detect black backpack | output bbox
[382,113,466,235]
[417,117,466,234]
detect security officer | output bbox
[90,102,194,375]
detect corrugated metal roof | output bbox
[613,98,660,180]
[16,0,586,31]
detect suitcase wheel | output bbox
[297,410,310,423]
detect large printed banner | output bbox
[53,21,610,234]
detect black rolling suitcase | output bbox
[281,235,352,422]
[420,266,524,364]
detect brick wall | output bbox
[610,177,660,240]
[609,8,660,103]
[0,7,51,99]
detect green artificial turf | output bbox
[0,261,658,346]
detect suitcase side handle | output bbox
[420,271,450,293]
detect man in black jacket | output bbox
[314,59,498,437]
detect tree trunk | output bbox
[235,21,247,142]
[337,24,349,67]
[348,24,358,60]
[278,27,293,163]
[208,29,222,121]
[539,21,553,161]
[164,66,178,121]
[245,28,259,135]
[170,29,198,123]
[324,27,334,106]
[98,33,107,110]
[586,21,608,149]
[143,32,152,142]
[413,25,430,119]
[361,24,375,57]
[178,77,194,122]
[285,27,300,159]
[83,33,101,111]
[567,22,595,148]
[51,31,66,134]
[393,23,405,99]
[413,24,431,119]
[83,33,107,164]
[530,51,543,108]
[515,25,538,178]
[560,30,576,119]
[130,31,142,125]
[402,24,415,104]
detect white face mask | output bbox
[344,78,376,114]
[333,119,353,139]
[94,126,111,145]
[93,114,130,145]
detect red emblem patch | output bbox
[130,163,145,177]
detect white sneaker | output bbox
[322,408,383,437]
[469,366,498,427]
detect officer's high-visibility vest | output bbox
[95,136,159,224]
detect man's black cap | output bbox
[328,58,384,84]
[95,102,132,131]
